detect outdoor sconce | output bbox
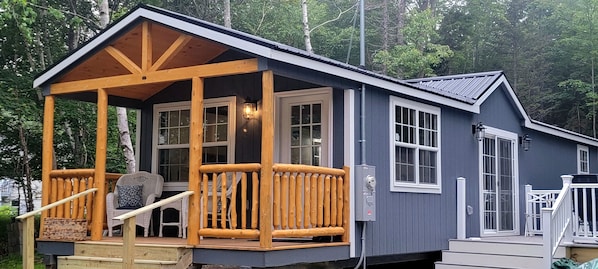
[520,134,532,151]
[243,98,258,119]
[472,122,486,141]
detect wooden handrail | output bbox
[16,188,98,269]
[113,190,194,221]
[199,163,261,173]
[273,163,346,176]
[49,169,95,177]
[113,190,194,269]
[17,188,98,220]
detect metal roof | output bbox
[404,71,503,104]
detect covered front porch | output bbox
[27,9,353,268]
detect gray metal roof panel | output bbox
[404,71,503,104]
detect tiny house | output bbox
[29,5,598,268]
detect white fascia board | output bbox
[268,50,478,113]
[526,120,598,147]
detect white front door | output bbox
[276,88,332,166]
[480,127,519,236]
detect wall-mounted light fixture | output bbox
[520,134,532,151]
[472,122,486,141]
[243,98,258,119]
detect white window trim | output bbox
[151,97,236,191]
[275,87,333,167]
[389,96,442,194]
[578,144,590,174]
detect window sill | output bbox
[391,184,441,194]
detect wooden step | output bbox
[448,238,566,258]
[74,241,190,261]
[440,251,542,269]
[57,256,178,269]
[435,262,507,269]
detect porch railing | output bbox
[17,188,98,269]
[525,185,560,236]
[42,169,121,231]
[542,175,573,269]
[195,163,350,244]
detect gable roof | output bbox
[33,5,598,146]
[34,4,480,112]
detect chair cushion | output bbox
[117,185,144,209]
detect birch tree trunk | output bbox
[99,0,136,173]
[224,0,231,28]
[301,0,314,53]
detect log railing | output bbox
[17,188,98,269]
[43,169,121,231]
[272,164,350,241]
[198,163,261,239]
[195,163,350,245]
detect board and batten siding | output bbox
[353,88,478,255]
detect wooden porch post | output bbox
[188,77,204,245]
[40,95,55,233]
[260,70,274,249]
[91,88,108,240]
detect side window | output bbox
[578,145,590,174]
[153,97,236,190]
[390,96,441,193]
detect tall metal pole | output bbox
[359,0,366,165]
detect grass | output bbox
[0,254,45,269]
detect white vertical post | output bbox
[542,208,553,269]
[561,175,573,186]
[457,177,466,240]
[525,184,532,236]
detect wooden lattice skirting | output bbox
[41,218,87,241]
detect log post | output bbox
[41,95,55,233]
[91,88,108,240]
[188,77,204,245]
[260,70,274,248]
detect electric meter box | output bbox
[355,164,376,221]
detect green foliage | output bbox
[374,9,453,78]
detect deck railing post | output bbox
[525,184,532,236]
[542,207,553,269]
[456,177,466,240]
[122,216,136,269]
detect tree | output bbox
[373,8,453,78]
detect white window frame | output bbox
[152,97,236,191]
[389,96,442,194]
[275,87,333,167]
[578,144,590,174]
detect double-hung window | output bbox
[153,97,236,190]
[390,97,441,193]
[578,145,589,174]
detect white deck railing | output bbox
[541,175,573,269]
[525,185,560,236]
[571,183,598,239]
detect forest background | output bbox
[0,0,595,211]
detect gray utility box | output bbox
[355,164,376,221]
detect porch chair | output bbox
[201,172,243,229]
[106,171,164,237]
[159,195,189,238]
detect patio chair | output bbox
[106,171,164,237]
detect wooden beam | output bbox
[21,217,34,269]
[91,88,108,241]
[122,216,136,269]
[40,95,55,233]
[150,34,193,72]
[104,46,141,74]
[187,77,204,246]
[50,59,259,94]
[141,21,152,71]
[259,70,274,249]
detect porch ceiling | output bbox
[54,21,228,101]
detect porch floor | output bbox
[463,235,543,244]
[90,235,349,251]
